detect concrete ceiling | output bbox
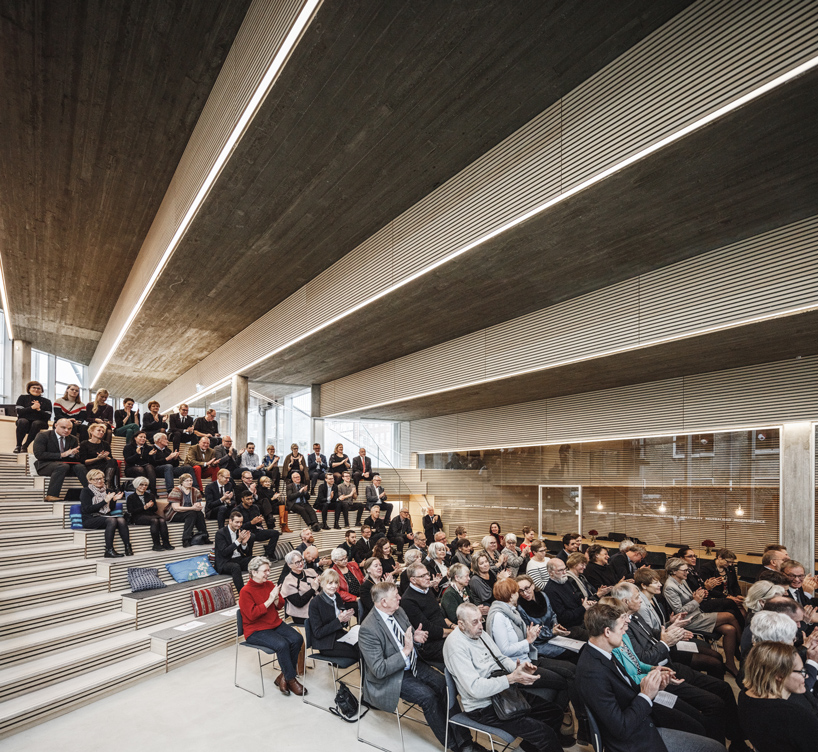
[88,0,692,398]
[237,65,818,400]
[0,0,253,361]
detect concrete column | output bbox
[310,384,322,448]
[230,375,249,448]
[11,340,31,397]
[780,421,815,572]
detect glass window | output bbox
[55,357,85,402]
[31,350,50,399]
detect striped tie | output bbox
[389,616,417,675]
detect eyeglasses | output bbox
[518,586,532,593]
[792,668,809,678]
[789,574,806,581]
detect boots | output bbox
[321,511,330,530]
[279,505,293,533]
[297,640,306,676]
[105,466,119,492]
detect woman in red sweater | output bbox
[239,556,306,696]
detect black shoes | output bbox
[104,548,124,558]
[183,540,192,548]
[13,446,22,453]
[163,542,175,550]
[152,544,164,552]
[311,523,321,532]
[333,524,342,530]
[321,523,330,530]
[124,544,134,556]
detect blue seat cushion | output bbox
[69,502,124,530]
[165,555,217,583]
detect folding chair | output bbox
[301,617,359,711]
[443,667,517,752]
[585,706,603,752]
[234,610,279,697]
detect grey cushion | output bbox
[127,566,167,593]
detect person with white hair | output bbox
[750,610,799,645]
[503,532,524,577]
[424,541,450,594]
[280,548,320,625]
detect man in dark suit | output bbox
[352,524,376,563]
[151,431,196,494]
[351,447,373,491]
[358,581,473,752]
[609,544,646,580]
[314,473,339,529]
[362,505,387,540]
[307,443,327,493]
[543,558,591,632]
[388,508,414,559]
[400,562,451,662]
[33,418,88,501]
[781,560,818,608]
[365,474,393,523]
[556,533,582,563]
[236,490,280,559]
[168,404,196,451]
[576,603,725,752]
[214,509,253,594]
[422,506,443,542]
[286,471,320,531]
[204,468,235,527]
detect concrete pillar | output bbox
[230,375,249,448]
[310,384,322,447]
[11,340,31,397]
[780,421,815,572]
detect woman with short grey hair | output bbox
[280,549,319,625]
[248,555,271,575]
[751,610,798,645]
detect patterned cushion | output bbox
[165,555,217,583]
[127,567,167,593]
[274,540,294,561]
[69,502,124,530]
[191,582,236,617]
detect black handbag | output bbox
[329,681,367,722]
[480,636,531,721]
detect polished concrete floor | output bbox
[4,645,594,752]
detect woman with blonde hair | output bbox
[307,568,358,659]
[80,468,130,558]
[85,388,114,443]
[328,442,351,485]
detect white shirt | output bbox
[375,607,412,670]
[227,527,244,559]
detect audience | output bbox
[85,388,114,443]
[168,404,196,452]
[422,504,443,541]
[424,541,450,593]
[307,442,326,493]
[398,549,423,594]
[280,549,320,625]
[351,446,372,491]
[556,533,582,563]
[453,538,473,568]
[141,400,168,440]
[331,547,364,604]
[261,444,280,488]
[307,569,358,659]
[256,476,282,531]
[15,380,52,454]
[520,525,536,553]
[781,559,818,607]
[502,533,524,577]
[365,473,393,523]
[352,524,376,563]
[164,473,209,547]
[401,562,451,662]
[238,556,305,696]
[487,521,505,551]
[373,538,401,577]
[204,468,235,527]
[584,544,617,589]
[214,509,253,594]
[526,540,551,591]
[697,548,744,603]
[285,471,320,531]
[516,573,578,656]
[544,558,593,636]
[214,436,239,475]
[113,397,141,443]
[192,408,221,446]
[336,470,364,527]
[677,546,745,627]
[80,468,130,558]
[758,546,789,578]
[53,383,87,443]
[450,525,469,553]
[609,544,647,580]
[565,551,607,602]
[185,436,220,489]
[123,431,159,495]
[236,490,281,560]
[126,475,172,551]
[34,417,88,501]
[409,530,428,557]
[151,431,195,496]
[359,556,391,621]
[387,507,414,559]
[282,443,307,482]
[362,505,387,539]
[441,562,474,624]
[469,550,499,609]
[237,442,265,480]
[79,422,120,491]
[314,472,338,530]
[328,442,351,484]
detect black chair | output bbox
[645,551,667,568]
[234,610,279,697]
[738,561,762,583]
[301,617,358,711]
[585,705,603,752]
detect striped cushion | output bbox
[69,502,124,530]
[274,540,294,561]
[191,582,236,617]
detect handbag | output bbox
[329,681,367,722]
[479,636,531,721]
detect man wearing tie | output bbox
[351,447,373,491]
[352,524,376,563]
[33,418,89,501]
[610,544,647,580]
[365,473,393,523]
[168,404,196,452]
[358,581,474,752]
[308,443,327,492]
[783,560,818,608]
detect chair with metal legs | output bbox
[234,610,280,697]
[585,706,603,752]
[301,617,359,711]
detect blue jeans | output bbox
[156,463,195,493]
[245,623,303,681]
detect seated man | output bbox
[236,489,280,560]
[215,509,253,594]
[576,602,726,752]
[445,602,563,752]
[307,442,327,493]
[409,531,428,557]
[351,446,373,491]
[233,470,258,505]
[609,544,647,581]
[450,525,469,553]
[358,581,474,752]
[168,404,196,452]
[204,468,236,527]
[286,472,320,532]
[185,437,220,489]
[362,504,387,540]
[192,407,221,446]
[544,558,592,637]
[352,524,376,563]
[422,505,443,542]
[401,563,451,663]
[235,442,264,480]
[339,529,357,559]
[214,436,239,474]
[365,474,393,523]
[556,533,582,563]
[336,470,364,527]
[151,432,195,495]
[388,508,414,559]
[33,418,88,501]
[314,473,339,530]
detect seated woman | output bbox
[114,397,141,444]
[165,473,209,547]
[359,556,391,621]
[79,422,120,491]
[424,541,450,594]
[453,538,473,568]
[331,547,364,604]
[282,443,307,482]
[14,380,52,453]
[503,533,524,577]
[516,573,578,661]
[123,432,159,496]
[441,562,474,625]
[53,383,88,443]
[526,540,551,591]
[583,544,617,590]
[481,534,509,577]
[280,549,320,626]
[126,476,173,551]
[565,551,608,602]
[634,567,725,678]
[141,400,168,441]
[738,641,818,752]
[469,550,499,609]
[372,537,401,577]
[741,580,788,656]
[85,389,114,444]
[256,475,282,531]
[80,468,131,558]
[664,557,742,677]
[328,442,351,485]
[239,555,306,696]
[698,548,744,603]
[488,521,505,551]
[307,568,359,660]
[398,549,422,594]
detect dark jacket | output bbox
[33,430,79,469]
[16,393,53,422]
[85,402,114,425]
[150,445,182,468]
[204,480,235,516]
[352,536,376,563]
[544,578,587,627]
[114,409,140,429]
[697,560,742,598]
[362,515,387,539]
[400,585,447,642]
[126,490,160,520]
[314,482,338,510]
[308,592,353,652]
[351,455,372,477]
[123,442,155,468]
[308,452,327,473]
[585,561,617,589]
[79,486,117,525]
[609,552,637,581]
[214,525,251,570]
[285,480,310,510]
[169,413,194,434]
[388,516,412,539]
[422,513,443,541]
[141,413,168,436]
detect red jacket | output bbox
[239,578,284,638]
[334,561,364,603]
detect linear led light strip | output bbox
[166,52,818,411]
[90,0,321,389]
[322,299,818,417]
[0,245,13,340]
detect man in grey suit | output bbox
[358,581,476,752]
